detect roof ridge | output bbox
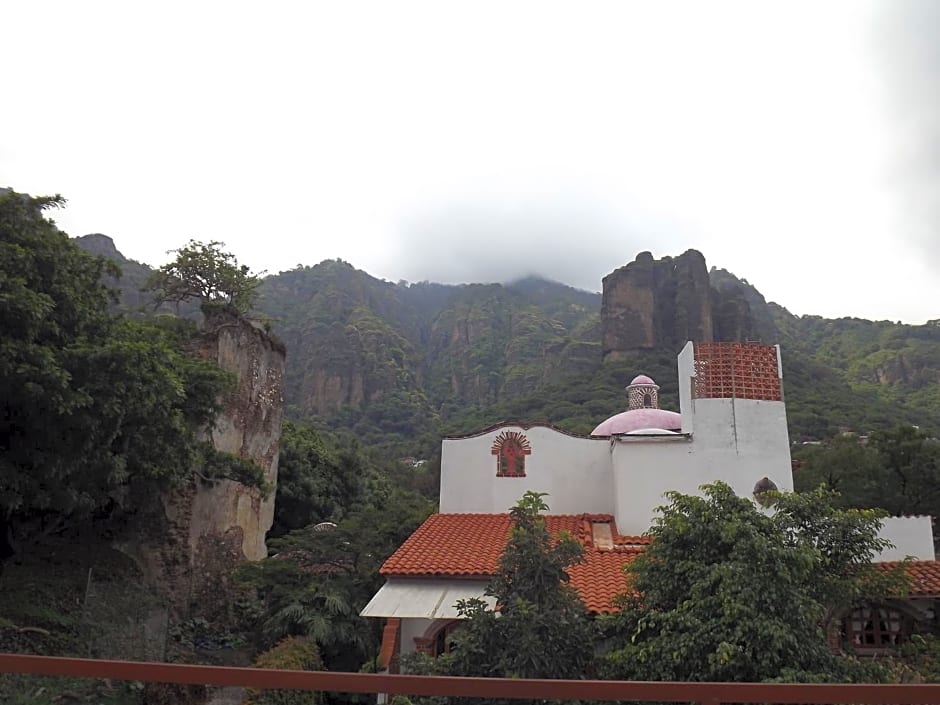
[443,421,595,440]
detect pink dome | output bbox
[591,408,682,436]
[630,374,656,386]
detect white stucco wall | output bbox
[612,438,696,535]
[612,398,793,536]
[399,617,432,657]
[677,341,695,435]
[874,516,936,562]
[689,398,794,492]
[439,425,613,514]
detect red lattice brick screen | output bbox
[692,342,782,401]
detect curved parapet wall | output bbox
[440,423,611,515]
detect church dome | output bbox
[591,408,682,436]
[591,374,682,436]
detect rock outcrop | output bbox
[709,267,779,344]
[130,308,285,614]
[191,307,285,562]
[601,250,714,359]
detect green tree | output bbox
[602,482,903,682]
[241,483,433,673]
[272,423,366,537]
[899,634,940,683]
[867,426,940,517]
[246,636,323,705]
[146,239,263,314]
[794,426,940,518]
[0,191,244,564]
[440,492,595,681]
[793,434,884,502]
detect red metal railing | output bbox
[3,653,940,703]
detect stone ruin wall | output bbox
[190,308,285,563]
[128,308,285,620]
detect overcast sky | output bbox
[3,1,938,323]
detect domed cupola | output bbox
[627,374,659,410]
[590,374,682,436]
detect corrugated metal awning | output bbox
[360,579,494,619]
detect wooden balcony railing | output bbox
[2,652,940,704]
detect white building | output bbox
[362,341,939,668]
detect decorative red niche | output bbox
[491,431,531,477]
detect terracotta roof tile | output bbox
[381,514,940,614]
[568,550,640,613]
[878,561,940,596]
[381,513,649,577]
[380,513,648,612]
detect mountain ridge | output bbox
[74,235,940,453]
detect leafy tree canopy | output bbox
[602,482,904,683]
[246,636,323,705]
[0,191,249,562]
[146,239,263,314]
[433,492,596,682]
[271,423,367,537]
[240,464,433,673]
[794,425,940,518]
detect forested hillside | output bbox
[5,198,940,701]
[252,253,940,451]
[2,197,436,703]
[77,237,940,458]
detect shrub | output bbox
[244,636,323,705]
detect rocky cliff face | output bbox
[191,307,285,561]
[601,250,714,359]
[131,308,285,611]
[255,263,602,417]
[256,261,425,416]
[82,234,940,446]
[709,267,780,344]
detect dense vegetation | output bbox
[0,195,434,703]
[408,492,595,682]
[603,484,903,683]
[0,193,259,569]
[5,190,940,701]
[794,426,940,518]
[79,237,940,462]
[399,486,927,697]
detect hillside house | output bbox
[362,341,940,669]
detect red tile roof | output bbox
[878,561,940,597]
[568,549,641,612]
[380,513,649,613]
[381,514,940,614]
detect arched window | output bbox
[433,621,461,656]
[846,605,912,649]
[642,393,653,408]
[415,620,463,658]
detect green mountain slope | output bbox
[75,237,940,453]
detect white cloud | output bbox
[1,0,936,322]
